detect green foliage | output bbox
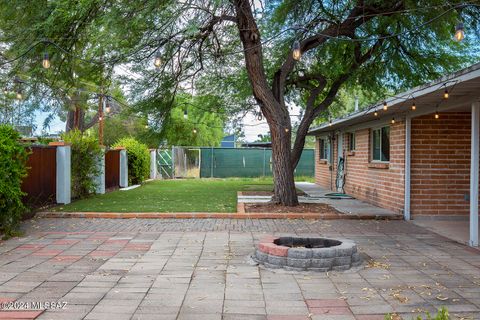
[62,130,102,199]
[385,307,449,320]
[113,137,150,185]
[0,125,28,238]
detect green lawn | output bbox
[54,178,276,213]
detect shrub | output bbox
[0,125,28,238]
[114,137,150,185]
[62,130,102,199]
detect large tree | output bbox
[1,0,479,205]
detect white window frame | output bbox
[318,137,331,162]
[371,126,390,163]
[347,132,356,151]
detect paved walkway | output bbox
[295,182,400,218]
[0,218,478,319]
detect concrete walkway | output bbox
[294,182,400,218]
[0,218,478,319]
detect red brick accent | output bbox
[306,299,348,308]
[0,311,43,319]
[410,112,473,216]
[315,121,405,213]
[309,307,352,315]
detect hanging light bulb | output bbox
[285,128,290,133]
[3,87,8,95]
[329,119,332,126]
[16,90,22,100]
[105,105,111,113]
[391,117,395,124]
[411,101,416,111]
[444,88,449,99]
[435,111,440,119]
[184,109,188,119]
[154,50,162,68]
[99,115,103,121]
[42,52,51,69]
[257,113,263,121]
[145,124,149,129]
[454,22,465,42]
[292,40,301,61]
[193,128,197,134]
[383,101,388,111]
[374,111,378,117]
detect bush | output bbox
[62,130,102,199]
[0,125,28,237]
[114,137,150,185]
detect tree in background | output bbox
[1,1,479,205]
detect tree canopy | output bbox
[1,0,479,204]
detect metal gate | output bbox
[157,147,201,179]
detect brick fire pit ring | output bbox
[253,236,361,272]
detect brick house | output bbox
[308,63,480,247]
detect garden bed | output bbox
[245,202,340,214]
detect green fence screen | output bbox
[199,148,314,178]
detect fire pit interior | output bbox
[274,237,341,248]
[254,236,361,272]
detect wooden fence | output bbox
[105,149,120,190]
[21,145,57,207]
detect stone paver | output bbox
[0,218,477,319]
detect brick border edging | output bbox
[36,211,373,219]
[253,236,362,272]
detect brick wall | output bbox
[410,112,471,216]
[315,121,405,213]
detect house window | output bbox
[372,126,390,162]
[319,137,330,161]
[348,132,356,151]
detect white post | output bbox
[404,114,411,221]
[150,149,157,179]
[51,142,71,204]
[470,102,479,247]
[95,150,105,194]
[119,148,128,188]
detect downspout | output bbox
[404,114,411,220]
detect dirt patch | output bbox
[245,202,341,214]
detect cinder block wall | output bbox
[410,112,471,216]
[315,121,405,214]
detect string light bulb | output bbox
[285,128,290,133]
[391,117,395,124]
[105,105,111,113]
[292,40,301,61]
[454,23,465,42]
[154,50,162,68]
[435,111,440,119]
[383,101,388,111]
[184,110,188,119]
[329,119,332,126]
[411,101,416,111]
[42,52,50,69]
[16,90,22,100]
[444,88,449,99]
[257,113,263,121]
[98,115,103,121]
[374,111,378,117]
[193,128,197,134]
[3,87,8,95]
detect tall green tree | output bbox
[1,0,479,205]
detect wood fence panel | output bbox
[21,146,57,207]
[105,149,120,190]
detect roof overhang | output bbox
[308,62,480,135]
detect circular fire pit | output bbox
[253,236,361,272]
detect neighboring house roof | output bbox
[308,62,480,135]
[241,142,272,148]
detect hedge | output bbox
[114,137,150,185]
[0,125,28,237]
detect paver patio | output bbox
[0,218,478,320]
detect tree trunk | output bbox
[270,124,298,206]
